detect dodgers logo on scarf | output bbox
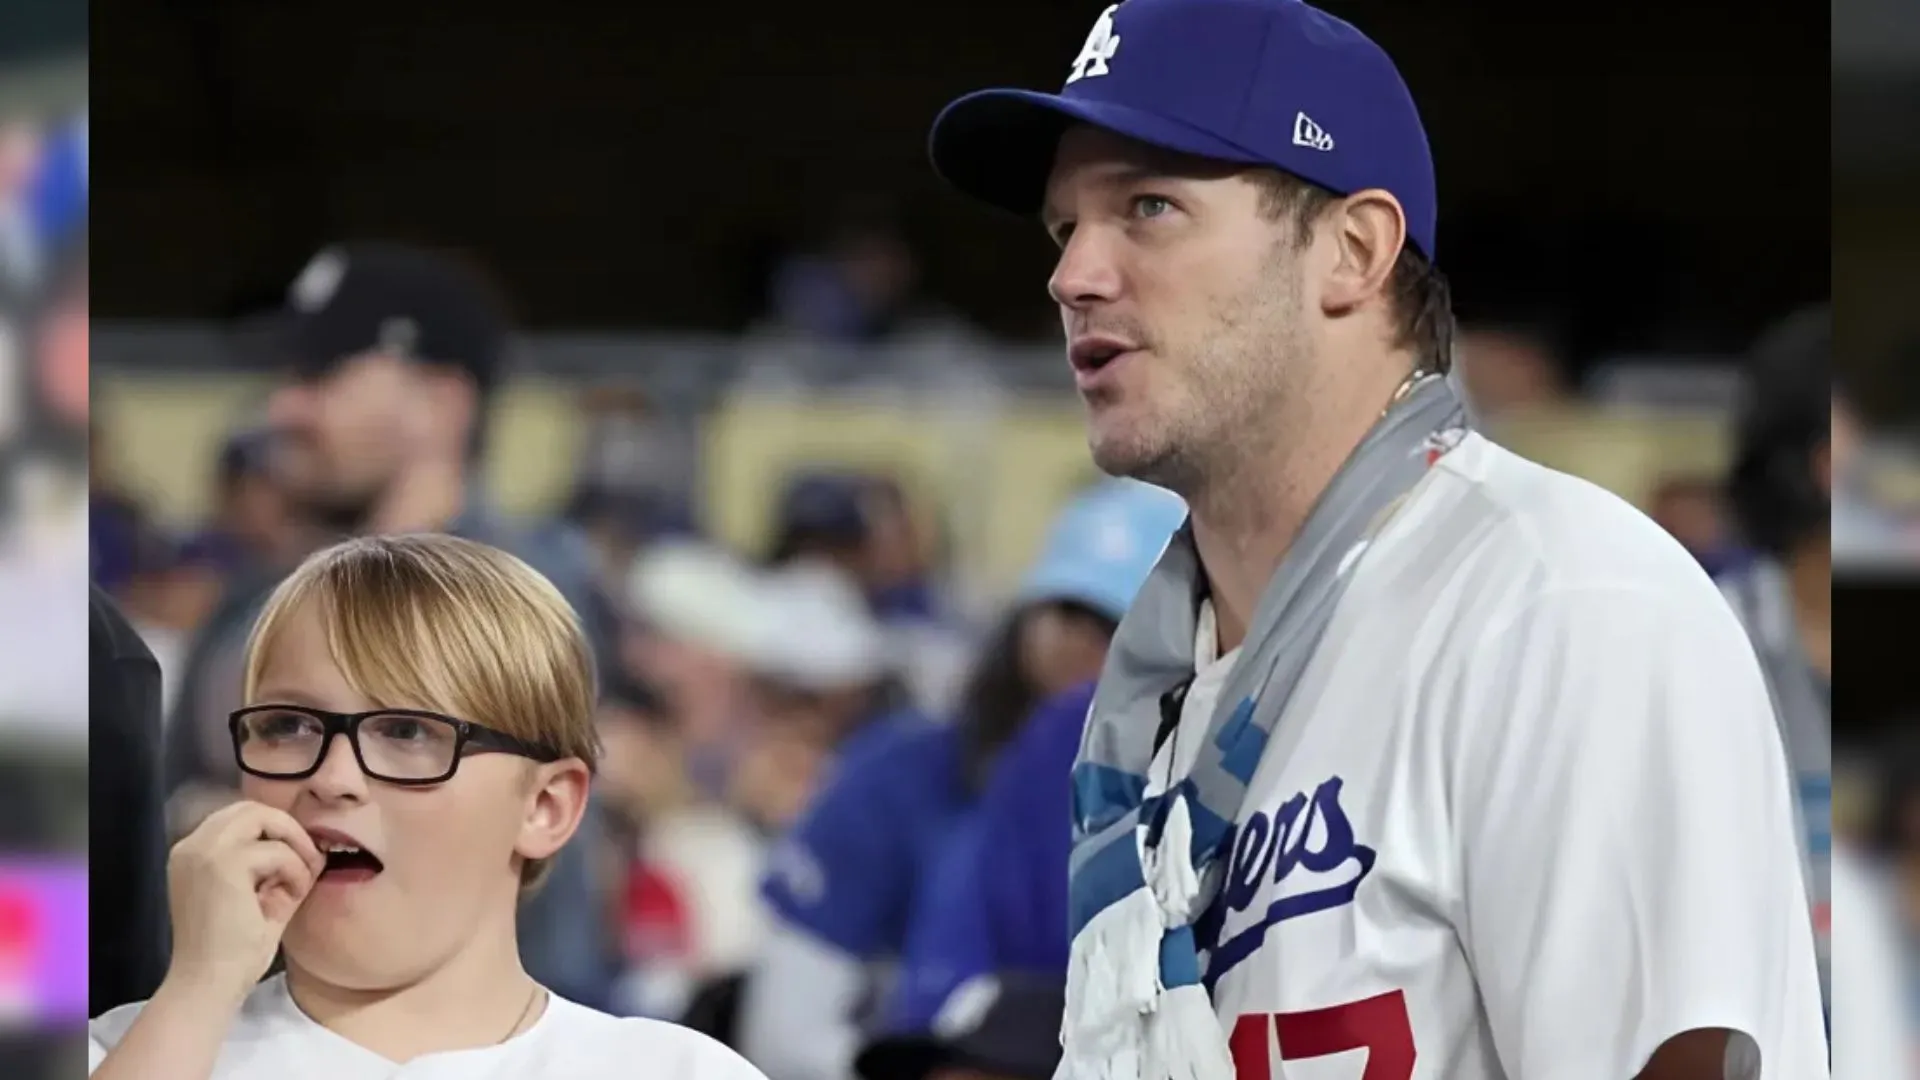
[1201,776,1376,987]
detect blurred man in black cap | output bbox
[89,584,170,1017]
[266,243,511,536]
[163,241,622,1007]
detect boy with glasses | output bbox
[89,534,765,1080]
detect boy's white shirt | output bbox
[88,973,769,1079]
[1145,432,1827,1079]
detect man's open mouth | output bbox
[1069,336,1136,374]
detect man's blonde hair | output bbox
[243,533,600,888]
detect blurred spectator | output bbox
[29,231,78,434]
[1831,840,1913,1079]
[1717,303,1832,1004]
[87,585,170,1019]
[735,202,1005,405]
[1649,475,1746,575]
[607,555,899,1026]
[203,426,307,574]
[573,387,701,522]
[857,477,945,623]
[769,471,975,716]
[1869,730,1920,1060]
[611,539,788,1026]
[561,385,703,592]
[87,424,146,595]
[110,427,303,716]
[740,480,1184,1080]
[1451,317,1572,421]
[597,671,771,1024]
[1833,375,1913,561]
[162,241,621,1009]
[624,540,770,792]
[22,113,80,258]
[740,563,901,781]
[759,200,971,347]
[860,682,1090,1080]
[114,526,227,719]
[0,121,41,290]
[768,471,873,576]
[563,485,698,595]
[1870,733,1920,917]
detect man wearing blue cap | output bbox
[929,2,1827,1078]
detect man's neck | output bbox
[1787,537,1831,679]
[1186,362,1415,654]
[284,899,540,1062]
[365,458,470,536]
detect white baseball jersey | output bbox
[1155,433,1828,1079]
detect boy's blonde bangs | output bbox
[243,535,600,770]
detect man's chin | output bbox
[1088,425,1175,485]
[295,487,382,535]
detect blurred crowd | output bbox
[0,107,88,738]
[85,227,1886,1075]
[0,98,89,1077]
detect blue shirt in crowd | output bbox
[880,681,1091,1032]
[761,711,969,962]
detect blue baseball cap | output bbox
[1018,479,1187,621]
[773,472,870,544]
[928,0,1437,258]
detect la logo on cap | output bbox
[1067,4,1121,84]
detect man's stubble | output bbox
[1094,242,1311,503]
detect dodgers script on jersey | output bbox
[1159,433,1827,1079]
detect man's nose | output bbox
[1047,228,1125,310]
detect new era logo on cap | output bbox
[1292,112,1333,151]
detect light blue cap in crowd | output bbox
[1017,479,1188,622]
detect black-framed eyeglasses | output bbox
[229,705,562,786]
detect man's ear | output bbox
[1319,189,1407,316]
[516,758,592,864]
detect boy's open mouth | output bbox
[308,827,385,882]
[320,845,384,880]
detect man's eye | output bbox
[1131,195,1172,219]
